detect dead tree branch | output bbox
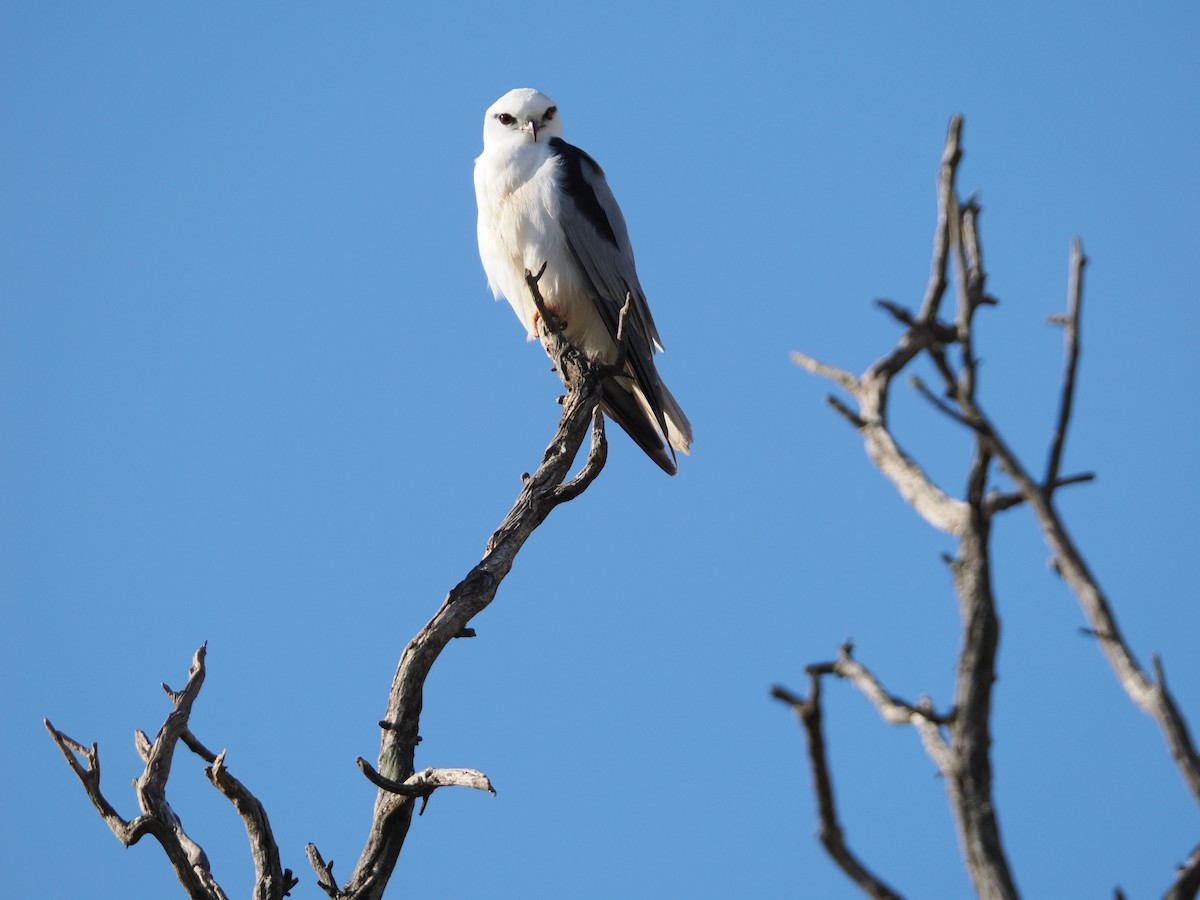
[46,644,297,900]
[1165,842,1200,900]
[780,115,1197,898]
[773,665,908,900]
[304,265,608,899]
[50,267,610,899]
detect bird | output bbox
[473,88,692,475]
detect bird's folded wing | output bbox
[548,138,673,446]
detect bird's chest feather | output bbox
[477,147,589,335]
[483,153,564,259]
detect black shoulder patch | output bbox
[548,137,619,248]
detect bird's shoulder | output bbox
[546,138,620,249]
[547,137,606,179]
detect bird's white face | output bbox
[481,88,564,150]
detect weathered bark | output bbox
[48,268,610,900]
[778,116,1197,899]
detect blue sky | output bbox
[3,3,1198,898]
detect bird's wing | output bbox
[547,138,674,454]
[548,139,665,351]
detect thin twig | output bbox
[985,473,1094,514]
[773,672,907,900]
[1045,238,1087,493]
[305,843,339,899]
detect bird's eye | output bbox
[496,113,516,126]
[543,106,557,122]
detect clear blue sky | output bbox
[4,4,1198,898]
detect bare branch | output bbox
[305,843,340,899]
[910,374,978,429]
[206,750,299,900]
[357,760,496,817]
[45,720,153,846]
[325,267,609,899]
[985,473,1095,514]
[917,115,962,323]
[553,407,607,503]
[773,672,907,900]
[46,645,240,900]
[946,379,1200,804]
[1045,237,1087,493]
[1164,841,1200,900]
[818,646,954,774]
[790,350,860,394]
[793,120,972,537]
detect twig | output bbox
[357,760,496,815]
[815,647,955,774]
[917,116,962,323]
[305,844,339,899]
[790,351,860,395]
[773,671,907,900]
[1044,238,1087,494]
[985,473,1094,514]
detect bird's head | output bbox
[482,88,564,149]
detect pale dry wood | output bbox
[46,645,297,900]
[306,266,609,899]
[784,114,1197,899]
[1164,841,1200,900]
[773,672,907,900]
[937,238,1200,806]
[50,266,610,900]
[793,118,969,538]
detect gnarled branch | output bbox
[306,265,609,899]
[783,114,1195,898]
[51,266,611,899]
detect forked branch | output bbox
[46,645,296,900]
[782,115,1196,898]
[50,267,611,900]
[304,265,609,899]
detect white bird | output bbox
[474,88,692,475]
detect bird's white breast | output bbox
[474,142,609,358]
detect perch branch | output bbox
[320,265,609,899]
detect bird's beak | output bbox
[522,119,538,142]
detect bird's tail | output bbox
[659,382,692,457]
[600,375,691,476]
